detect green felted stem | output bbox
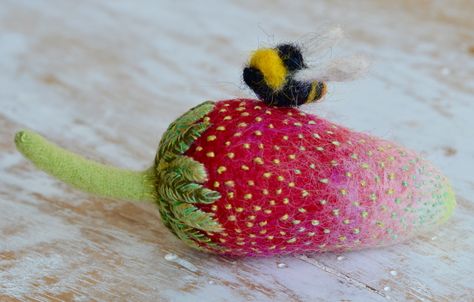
[15,130,156,202]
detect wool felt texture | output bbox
[244,43,327,107]
[185,99,455,256]
[15,130,156,202]
[15,99,456,257]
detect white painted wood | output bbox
[1,1,473,301]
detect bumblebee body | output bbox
[243,44,327,107]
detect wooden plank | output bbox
[1,0,473,301]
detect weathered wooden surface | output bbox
[1,1,473,301]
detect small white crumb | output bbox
[390,270,398,276]
[164,253,178,261]
[431,236,438,241]
[277,262,287,268]
[384,286,391,291]
[208,280,215,285]
[336,255,345,261]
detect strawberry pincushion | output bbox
[156,99,454,256]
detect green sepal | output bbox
[154,101,223,251]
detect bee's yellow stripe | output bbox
[249,48,287,91]
[306,81,327,104]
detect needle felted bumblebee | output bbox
[14,30,455,257]
[243,43,328,107]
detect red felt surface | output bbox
[186,99,454,256]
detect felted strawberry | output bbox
[14,40,455,257]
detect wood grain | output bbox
[1,0,473,301]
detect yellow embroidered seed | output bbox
[196,146,203,151]
[213,181,220,188]
[225,204,232,210]
[294,122,303,127]
[211,205,217,211]
[254,130,262,136]
[288,182,296,187]
[282,198,289,204]
[243,143,250,149]
[216,126,226,131]
[319,178,329,184]
[247,180,255,186]
[254,205,261,211]
[225,180,235,187]
[323,229,331,234]
[248,215,256,220]
[307,232,315,237]
[292,220,301,225]
[206,152,215,158]
[320,199,327,205]
[340,189,347,196]
[238,122,247,127]
[361,163,369,169]
[227,152,235,159]
[343,219,351,225]
[280,231,286,236]
[227,192,234,199]
[235,106,245,111]
[332,209,340,216]
[219,108,227,113]
[244,193,253,200]
[263,172,272,178]
[273,159,280,164]
[264,209,272,214]
[236,207,244,212]
[219,238,226,243]
[353,228,360,234]
[346,172,352,178]
[289,154,296,160]
[246,222,253,227]
[223,115,232,120]
[258,143,264,149]
[241,112,250,117]
[203,117,211,122]
[225,141,231,146]
[287,112,293,116]
[301,190,309,197]
[268,123,274,129]
[234,132,242,137]
[254,105,262,110]
[262,189,269,195]
[277,175,285,181]
[217,166,227,174]
[332,141,341,146]
[276,188,282,194]
[269,200,276,206]
[287,238,297,243]
[339,236,346,242]
[273,145,280,150]
[311,220,320,226]
[228,215,236,221]
[310,163,316,169]
[316,146,324,151]
[259,229,267,234]
[267,236,275,241]
[313,133,321,139]
[308,120,316,125]
[265,110,272,115]
[241,165,249,171]
[298,134,304,139]
[361,211,368,218]
[280,214,289,221]
[298,208,307,213]
[207,135,217,142]
[259,220,267,226]
[254,157,264,165]
[283,135,289,140]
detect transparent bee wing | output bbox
[294,54,371,82]
[296,26,345,60]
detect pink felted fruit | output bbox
[176,99,455,256]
